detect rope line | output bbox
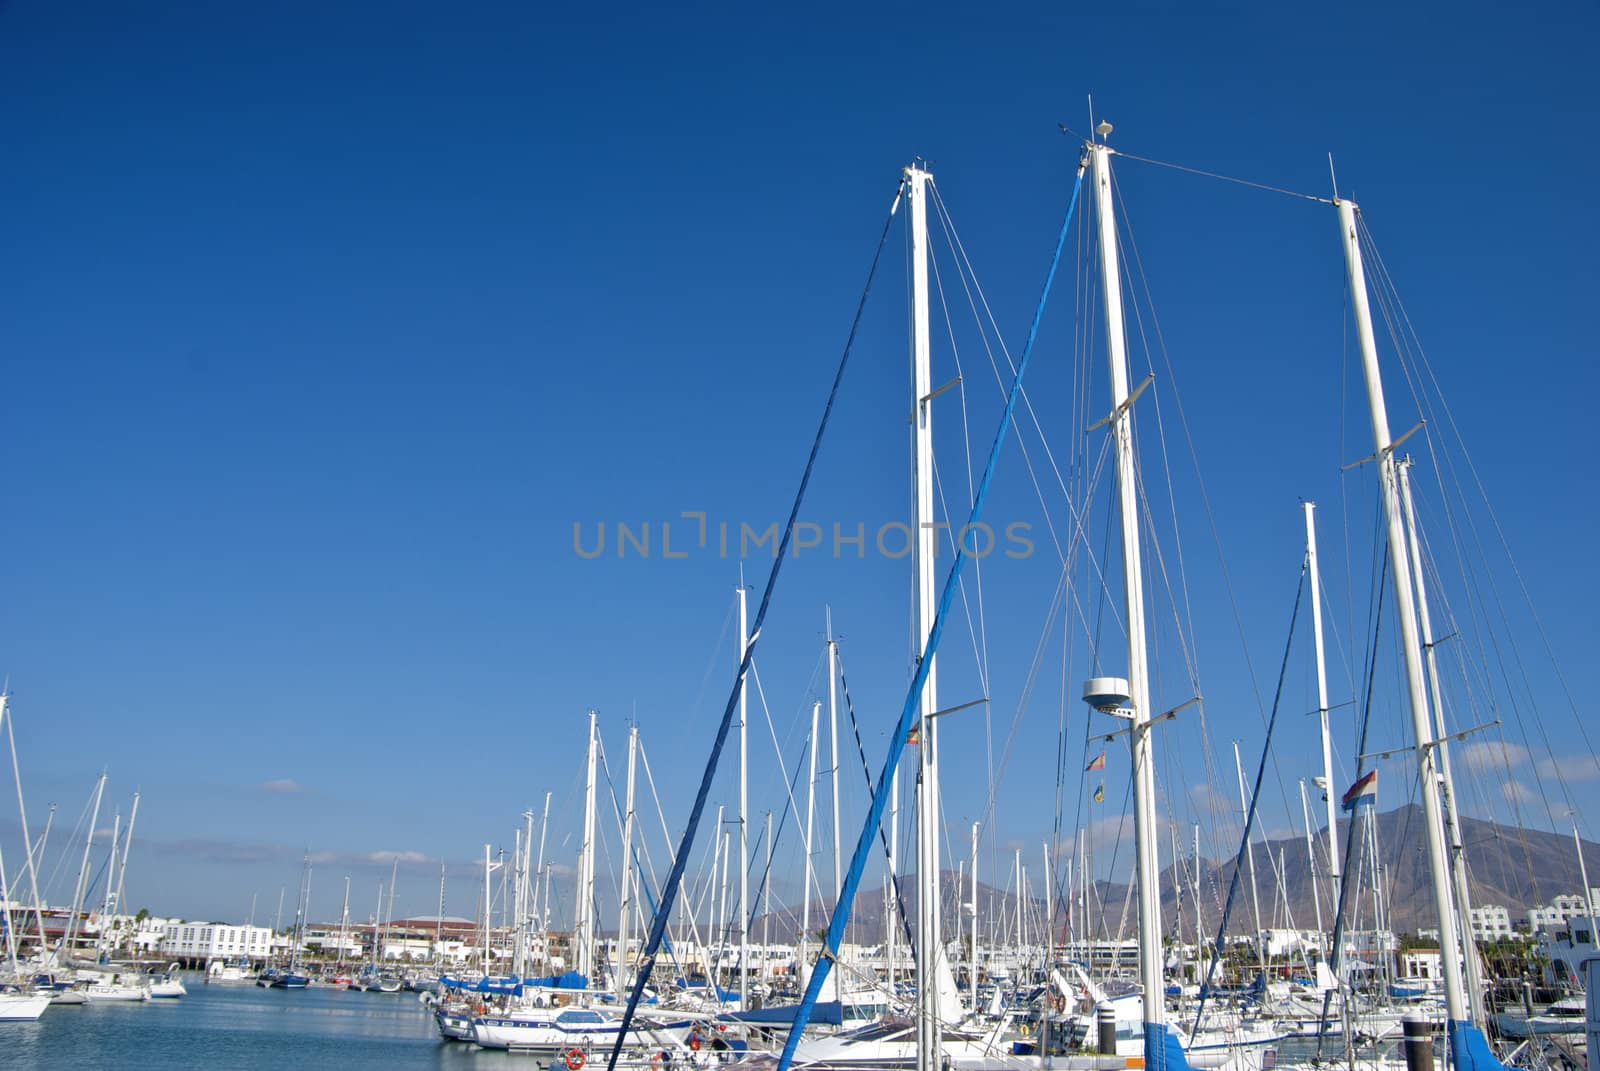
[604,178,907,1071]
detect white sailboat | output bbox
[471,713,705,1056]
[0,699,49,1021]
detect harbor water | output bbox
[2,976,534,1070]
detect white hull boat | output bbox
[149,977,187,999]
[472,1005,698,1053]
[86,982,151,1002]
[0,992,51,1021]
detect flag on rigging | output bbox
[1341,770,1377,812]
[1092,783,1105,804]
[1086,752,1106,772]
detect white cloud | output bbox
[261,778,305,795]
[1500,780,1537,806]
[1537,754,1600,782]
[1458,740,1529,773]
[368,850,429,865]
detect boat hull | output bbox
[0,994,51,1021]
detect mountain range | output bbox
[747,804,1597,943]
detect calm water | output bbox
[3,976,538,1070]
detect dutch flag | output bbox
[1341,770,1377,812]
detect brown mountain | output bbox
[748,805,1595,943]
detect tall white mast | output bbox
[802,701,819,971]
[1398,458,1486,1022]
[535,790,552,937]
[98,811,121,924]
[0,826,18,972]
[1337,196,1470,1030]
[764,810,774,960]
[618,725,639,996]
[827,607,843,903]
[481,847,492,975]
[1303,503,1341,899]
[1299,780,1326,939]
[62,771,107,959]
[1089,133,1166,1050]
[1013,848,1023,951]
[719,829,731,979]
[112,790,139,929]
[737,582,750,1005]
[435,864,446,973]
[384,858,397,965]
[576,709,599,982]
[3,696,51,958]
[969,822,980,1001]
[1234,742,1265,961]
[338,875,351,971]
[887,768,899,989]
[1193,826,1204,973]
[515,811,533,976]
[906,160,945,1071]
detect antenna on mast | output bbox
[1327,153,1340,200]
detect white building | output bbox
[1399,948,1443,981]
[1261,928,1327,959]
[160,921,275,962]
[1468,904,1514,942]
[1528,892,1600,932]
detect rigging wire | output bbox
[606,176,908,1071]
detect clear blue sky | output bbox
[1,1,1595,927]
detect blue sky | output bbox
[1,1,1595,928]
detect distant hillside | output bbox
[744,805,1596,943]
[1178,802,1597,934]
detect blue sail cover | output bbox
[1449,1020,1512,1071]
[1146,1023,1194,1071]
[718,1001,844,1027]
[438,970,590,996]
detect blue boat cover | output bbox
[718,1001,844,1027]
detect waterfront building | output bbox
[159,920,276,964]
[1468,904,1515,942]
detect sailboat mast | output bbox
[1336,196,1469,1030]
[827,608,842,902]
[2,697,52,959]
[1090,134,1166,1052]
[1013,848,1023,952]
[99,811,121,938]
[1574,822,1594,917]
[618,726,639,997]
[62,771,106,959]
[577,709,599,981]
[0,818,18,971]
[435,864,446,973]
[113,790,139,927]
[764,810,773,957]
[481,847,491,975]
[1233,742,1266,965]
[338,876,350,971]
[1303,503,1341,895]
[1398,459,1487,1022]
[970,822,980,1001]
[1192,826,1204,975]
[905,160,944,1071]
[802,703,818,970]
[737,583,750,1004]
[1299,780,1326,938]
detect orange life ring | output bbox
[651,1052,668,1070]
[689,1035,703,1052]
[565,1048,587,1071]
